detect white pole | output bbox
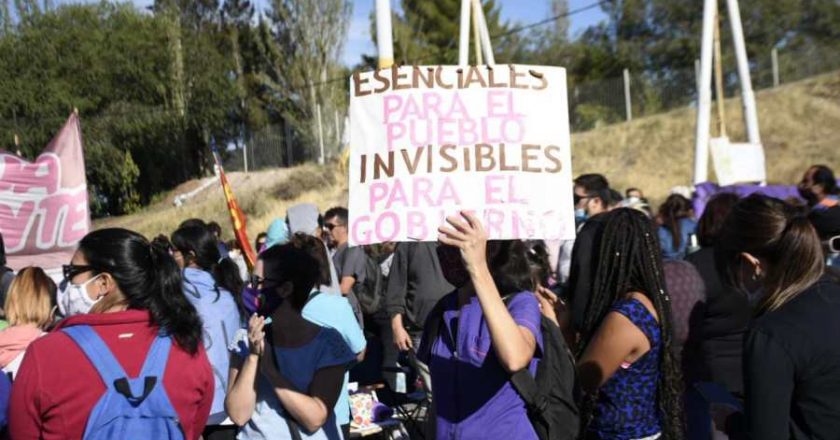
[726,0,761,145]
[243,142,249,173]
[316,103,325,165]
[695,58,701,94]
[458,0,471,66]
[623,68,632,121]
[474,0,495,65]
[375,0,394,69]
[771,47,779,87]
[694,0,716,185]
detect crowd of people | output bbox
[0,163,837,440]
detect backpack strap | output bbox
[501,294,551,416]
[138,334,173,379]
[63,326,129,388]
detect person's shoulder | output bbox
[316,327,356,363]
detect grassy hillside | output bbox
[96,163,348,241]
[101,71,840,239]
[571,71,840,203]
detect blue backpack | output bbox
[63,325,185,440]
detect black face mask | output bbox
[799,186,819,205]
[436,245,470,288]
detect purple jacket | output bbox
[419,291,543,440]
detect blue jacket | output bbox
[182,268,241,425]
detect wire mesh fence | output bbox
[567,44,840,132]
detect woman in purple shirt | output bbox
[418,212,543,440]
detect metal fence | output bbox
[567,44,840,132]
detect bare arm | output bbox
[259,352,346,433]
[224,314,266,426]
[225,355,259,426]
[339,276,355,295]
[577,312,649,392]
[439,211,537,373]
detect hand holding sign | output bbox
[438,211,489,276]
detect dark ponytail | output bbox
[79,228,203,355]
[658,194,693,250]
[171,226,245,307]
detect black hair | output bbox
[574,174,609,193]
[259,243,321,312]
[607,189,624,207]
[524,241,552,287]
[626,187,642,197]
[577,209,684,439]
[0,233,7,267]
[697,193,740,248]
[178,218,207,230]
[255,232,268,252]
[289,233,332,287]
[486,240,536,296]
[324,207,349,225]
[658,194,693,250]
[207,221,223,238]
[171,226,244,309]
[812,165,838,195]
[78,228,203,355]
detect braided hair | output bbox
[577,208,685,439]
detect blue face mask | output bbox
[574,208,588,225]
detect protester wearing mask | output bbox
[291,233,366,439]
[226,244,355,440]
[716,195,840,439]
[9,228,213,439]
[0,267,56,379]
[172,225,244,440]
[799,165,840,266]
[418,212,543,440]
[568,173,611,334]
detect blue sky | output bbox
[57,0,606,66]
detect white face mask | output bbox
[59,275,103,317]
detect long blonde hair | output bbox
[4,267,57,329]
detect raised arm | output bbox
[438,211,536,373]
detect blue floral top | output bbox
[590,298,662,440]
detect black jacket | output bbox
[385,242,454,331]
[744,276,840,439]
[685,247,751,394]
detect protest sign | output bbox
[348,65,574,245]
[710,137,767,186]
[1,113,91,270]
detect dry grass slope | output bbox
[100,71,840,238]
[571,71,840,204]
[96,163,348,241]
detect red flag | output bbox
[212,153,256,271]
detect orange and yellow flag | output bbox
[212,149,257,271]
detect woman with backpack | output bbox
[0,267,57,379]
[171,225,245,440]
[576,208,684,440]
[226,243,357,439]
[8,228,214,439]
[418,212,544,440]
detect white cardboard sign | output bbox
[347,65,575,245]
[710,137,767,186]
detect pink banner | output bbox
[2,113,91,271]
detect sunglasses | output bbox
[573,193,592,205]
[324,222,343,231]
[62,264,96,283]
